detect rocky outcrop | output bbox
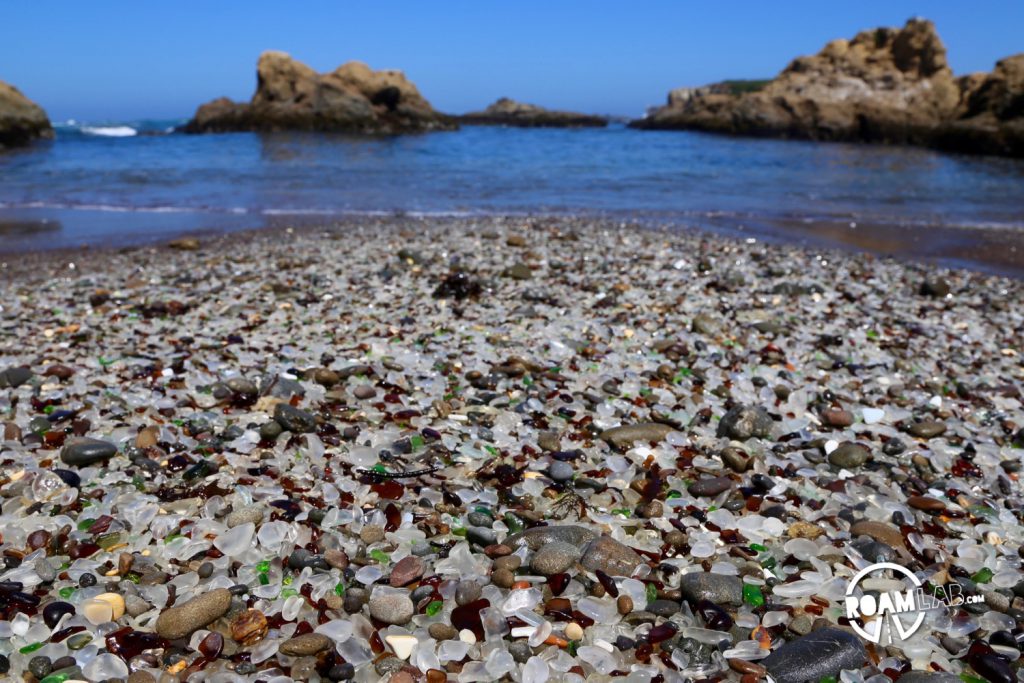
[631,19,1024,157]
[0,80,52,149]
[460,98,607,128]
[933,54,1024,156]
[185,51,455,134]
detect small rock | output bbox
[369,591,415,625]
[828,442,870,468]
[906,420,946,438]
[273,403,316,433]
[787,521,824,540]
[0,366,33,389]
[390,556,425,587]
[599,423,674,451]
[530,541,582,575]
[360,525,386,544]
[717,405,773,440]
[226,506,264,528]
[761,627,867,683]
[502,263,532,280]
[721,446,752,472]
[168,237,201,251]
[821,408,854,428]
[908,495,946,512]
[428,623,457,641]
[688,476,733,497]
[548,460,574,482]
[647,599,681,616]
[920,278,951,297]
[679,573,743,606]
[60,438,118,467]
[537,430,561,451]
[279,633,332,657]
[353,385,377,400]
[849,520,906,549]
[580,536,643,577]
[155,588,232,640]
[505,525,597,551]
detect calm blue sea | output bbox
[2,119,1023,273]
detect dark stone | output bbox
[273,403,316,433]
[0,366,33,388]
[60,438,118,466]
[762,628,867,683]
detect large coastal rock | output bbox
[633,19,1024,157]
[0,80,53,149]
[460,98,607,128]
[934,54,1024,156]
[185,51,455,135]
[633,19,959,144]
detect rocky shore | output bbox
[1,215,1023,682]
[632,19,1024,158]
[184,52,456,135]
[460,99,608,128]
[0,79,52,149]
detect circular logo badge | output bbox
[844,562,926,645]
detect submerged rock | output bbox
[460,98,607,128]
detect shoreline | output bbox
[3,211,1024,281]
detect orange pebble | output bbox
[512,581,531,590]
[544,634,569,648]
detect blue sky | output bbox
[3,1,1022,121]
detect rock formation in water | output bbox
[0,80,53,149]
[631,18,1024,157]
[184,51,456,135]
[934,54,1024,156]
[460,98,607,128]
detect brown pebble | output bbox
[3,422,22,442]
[428,623,457,640]
[312,368,340,387]
[665,530,687,549]
[484,544,512,558]
[729,658,767,676]
[230,608,269,645]
[136,426,160,449]
[493,555,521,572]
[44,364,75,380]
[390,555,426,587]
[426,669,448,683]
[617,595,633,614]
[636,500,663,518]
[787,521,824,540]
[279,632,332,656]
[821,408,854,428]
[849,520,906,548]
[360,525,386,544]
[908,495,946,512]
[325,549,349,570]
[491,568,515,588]
[388,672,415,683]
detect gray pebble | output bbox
[368,591,415,625]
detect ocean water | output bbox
[2,119,1024,274]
